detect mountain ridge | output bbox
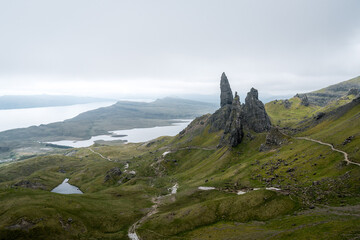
[300,75,360,106]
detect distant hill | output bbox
[0,95,113,109]
[0,97,217,159]
[301,76,360,106]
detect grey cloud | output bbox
[0,0,359,99]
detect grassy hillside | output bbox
[0,83,359,239]
[266,91,357,128]
[1,96,359,239]
[303,76,360,106]
[0,98,217,162]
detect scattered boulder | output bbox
[342,136,354,145]
[286,168,295,173]
[314,112,325,120]
[6,218,34,231]
[104,167,122,182]
[284,99,292,109]
[246,132,255,140]
[13,180,46,190]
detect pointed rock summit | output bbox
[220,72,233,107]
[242,88,271,133]
[205,73,271,147]
[207,73,272,148]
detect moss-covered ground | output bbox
[0,95,359,239]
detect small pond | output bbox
[51,178,83,194]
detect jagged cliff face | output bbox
[210,73,271,147]
[220,93,243,147]
[295,93,310,106]
[242,88,272,133]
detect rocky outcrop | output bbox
[187,73,271,148]
[179,114,210,137]
[104,167,122,182]
[13,180,46,190]
[220,72,233,107]
[284,99,292,109]
[242,88,271,133]
[6,218,35,231]
[220,93,244,147]
[300,94,310,106]
[259,127,289,151]
[295,93,310,106]
[347,88,360,96]
[208,105,232,132]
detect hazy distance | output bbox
[0,0,359,102]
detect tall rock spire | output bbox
[210,73,271,148]
[220,72,233,107]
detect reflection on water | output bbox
[47,120,192,148]
[51,178,83,194]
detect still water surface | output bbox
[51,178,83,194]
[47,120,191,148]
[0,102,116,132]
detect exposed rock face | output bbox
[104,167,122,182]
[13,180,46,190]
[259,127,289,152]
[284,99,292,109]
[314,112,325,120]
[220,93,243,147]
[300,94,310,106]
[208,105,232,132]
[242,88,271,133]
[6,218,34,231]
[190,73,271,148]
[179,114,210,137]
[295,93,310,106]
[220,72,233,107]
[347,88,360,96]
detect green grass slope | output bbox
[305,76,360,106]
[0,83,359,239]
[266,92,357,128]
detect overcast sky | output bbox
[0,0,359,102]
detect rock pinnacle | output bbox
[220,72,233,107]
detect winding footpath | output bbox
[128,150,178,240]
[295,137,360,167]
[92,138,359,240]
[88,148,113,162]
[128,183,178,240]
